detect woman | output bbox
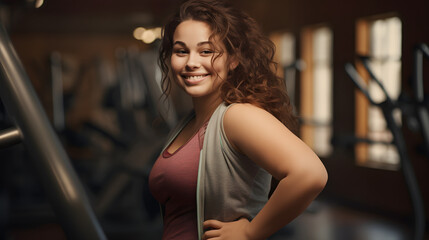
[148,0,328,239]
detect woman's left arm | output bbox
[203,104,328,240]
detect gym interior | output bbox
[0,0,428,239]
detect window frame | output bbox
[300,24,334,157]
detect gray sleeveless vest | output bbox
[162,103,271,239]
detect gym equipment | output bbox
[283,59,306,112]
[344,44,429,240]
[0,21,106,240]
[45,46,169,238]
[412,44,429,157]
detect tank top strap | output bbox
[198,121,209,150]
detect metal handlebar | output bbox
[357,55,395,106]
[344,62,378,105]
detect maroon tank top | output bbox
[149,123,206,240]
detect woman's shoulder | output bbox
[225,103,276,125]
[225,103,265,114]
[224,103,285,142]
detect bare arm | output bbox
[203,103,328,240]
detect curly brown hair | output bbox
[159,0,297,131]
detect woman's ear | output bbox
[229,56,239,71]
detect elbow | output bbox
[289,161,327,196]
[307,165,328,195]
[315,168,328,193]
[276,156,328,195]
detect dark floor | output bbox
[269,200,417,240]
[7,198,426,240]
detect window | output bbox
[355,16,402,169]
[300,26,333,157]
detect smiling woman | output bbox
[148,0,328,239]
[170,20,232,100]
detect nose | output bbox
[186,52,201,70]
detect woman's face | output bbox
[170,20,231,99]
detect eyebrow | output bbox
[173,41,212,47]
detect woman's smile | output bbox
[182,73,210,85]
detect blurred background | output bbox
[0,0,429,239]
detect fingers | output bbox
[203,220,223,240]
[203,219,224,229]
[202,229,220,240]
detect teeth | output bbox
[185,75,206,80]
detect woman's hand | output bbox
[202,218,254,240]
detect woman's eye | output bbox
[201,50,214,55]
[174,49,188,55]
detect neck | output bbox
[192,93,222,126]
